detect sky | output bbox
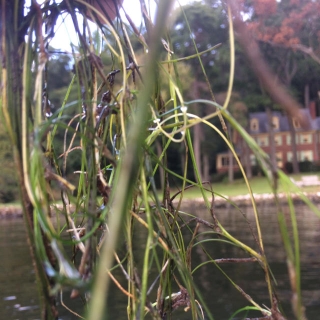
[49,0,198,50]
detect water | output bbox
[0,219,40,319]
[1,203,320,319]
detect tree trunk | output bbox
[280,53,300,173]
[266,107,277,171]
[288,116,300,174]
[242,137,252,179]
[193,123,204,182]
[202,152,210,182]
[228,149,234,182]
[227,126,234,182]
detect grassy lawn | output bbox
[1,174,320,208]
[172,173,320,199]
[0,201,21,209]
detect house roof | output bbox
[249,109,318,134]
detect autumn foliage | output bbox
[245,0,320,63]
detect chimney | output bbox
[309,101,316,119]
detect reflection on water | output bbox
[0,219,40,319]
[1,203,320,319]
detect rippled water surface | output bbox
[1,203,320,319]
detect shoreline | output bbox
[190,191,320,208]
[1,191,319,218]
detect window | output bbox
[286,152,305,163]
[221,156,229,167]
[286,134,299,145]
[293,118,300,129]
[257,136,269,147]
[300,151,313,161]
[272,116,279,130]
[299,133,312,144]
[286,134,291,145]
[276,152,283,167]
[219,155,240,167]
[250,154,256,165]
[274,135,282,146]
[250,118,259,131]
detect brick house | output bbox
[216,102,320,173]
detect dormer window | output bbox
[293,118,300,129]
[272,116,279,130]
[250,118,259,131]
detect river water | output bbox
[1,203,320,319]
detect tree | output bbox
[244,0,320,173]
[170,2,231,181]
[246,0,320,64]
[47,51,73,108]
[259,43,301,173]
[217,92,250,181]
[170,2,230,87]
